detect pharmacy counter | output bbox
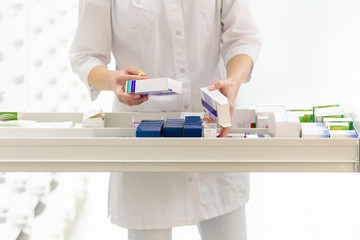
[0,112,359,172]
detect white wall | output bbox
[239,0,360,110]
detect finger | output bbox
[118,96,148,106]
[117,92,143,101]
[208,80,225,91]
[117,74,148,83]
[123,66,144,75]
[218,127,231,138]
[127,96,149,106]
[203,116,212,122]
[203,116,216,123]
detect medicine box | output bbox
[268,112,301,138]
[232,107,256,128]
[183,116,202,137]
[323,118,353,130]
[301,123,330,138]
[256,116,269,128]
[163,119,184,137]
[313,106,343,122]
[136,120,164,137]
[83,110,105,128]
[288,108,313,122]
[125,78,182,96]
[329,130,358,139]
[200,87,231,128]
[203,123,217,138]
[0,112,18,121]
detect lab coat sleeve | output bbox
[221,0,262,82]
[69,0,112,101]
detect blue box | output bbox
[183,124,202,137]
[163,119,184,137]
[185,116,202,123]
[136,120,164,137]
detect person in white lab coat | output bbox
[70,0,261,239]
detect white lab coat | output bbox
[70,0,261,229]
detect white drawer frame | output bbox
[0,112,359,172]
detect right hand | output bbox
[110,67,149,106]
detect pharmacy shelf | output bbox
[0,112,359,172]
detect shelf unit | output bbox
[0,112,359,172]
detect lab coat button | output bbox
[180,68,185,73]
[188,177,193,182]
[184,105,189,110]
[176,30,181,36]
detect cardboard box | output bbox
[203,123,217,138]
[301,123,330,138]
[232,107,256,128]
[83,110,105,128]
[125,78,182,96]
[256,116,269,128]
[323,117,353,130]
[313,106,343,122]
[329,130,358,138]
[200,87,231,128]
[268,112,301,138]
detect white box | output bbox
[256,116,269,128]
[82,118,105,128]
[301,123,330,138]
[314,107,344,122]
[232,107,256,128]
[125,78,182,95]
[203,123,217,138]
[200,87,231,128]
[268,112,301,138]
[329,130,358,139]
[83,110,105,128]
[323,117,353,130]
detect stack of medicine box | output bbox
[312,105,357,138]
[136,120,164,137]
[163,119,184,137]
[183,116,203,137]
[313,105,344,122]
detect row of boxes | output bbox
[136,116,203,138]
[232,104,357,138]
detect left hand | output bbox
[208,78,241,137]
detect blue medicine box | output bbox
[183,124,202,137]
[185,116,202,123]
[136,120,164,137]
[183,116,203,137]
[164,119,184,137]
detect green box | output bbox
[0,112,18,121]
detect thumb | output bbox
[208,80,225,91]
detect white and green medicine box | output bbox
[323,118,353,130]
[289,109,313,122]
[313,106,344,122]
[0,112,18,121]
